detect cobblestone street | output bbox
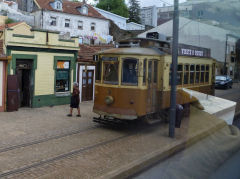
[0,84,239,178]
[0,102,98,148]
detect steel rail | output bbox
[0,125,99,154]
[0,132,134,178]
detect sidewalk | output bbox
[0,102,97,148]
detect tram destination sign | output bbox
[178,44,211,58]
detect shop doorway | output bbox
[16,60,33,107]
[82,70,94,101]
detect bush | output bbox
[5,18,15,24]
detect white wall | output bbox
[94,7,127,30]
[41,11,110,44]
[0,62,3,107]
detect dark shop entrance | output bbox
[16,60,33,107]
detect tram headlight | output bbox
[105,96,114,105]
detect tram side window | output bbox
[190,65,195,84]
[177,64,183,85]
[143,59,147,85]
[205,65,209,83]
[103,62,119,84]
[148,61,152,83]
[200,65,205,83]
[196,65,200,83]
[184,64,189,85]
[122,58,138,85]
[169,64,183,86]
[96,60,101,81]
[153,61,158,83]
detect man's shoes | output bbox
[77,114,81,117]
[67,114,72,117]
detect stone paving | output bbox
[0,84,239,178]
[2,107,228,179]
[0,102,98,149]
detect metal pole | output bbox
[224,34,228,75]
[169,0,179,138]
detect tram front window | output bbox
[122,58,138,85]
[103,62,119,84]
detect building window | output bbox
[50,17,57,26]
[56,1,62,10]
[56,61,70,93]
[91,23,96,31]
[65,19,70,28]
[82,7,88,14]
[78,21,83,30]
[198,10,204,18]
[90,39,95,45]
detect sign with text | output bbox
[178,44,211,58]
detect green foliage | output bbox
[128,0,141,23]
[96,0,129,18]
[5,18,15,24]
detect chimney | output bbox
[83,0,86,3]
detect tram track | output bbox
[0,122,157,178]
[0,133,132,178]
[0,125,99,154]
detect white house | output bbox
[138,17,240,79]
[94,7,128,30]
[126,22,145,31]
[31,0,112,45]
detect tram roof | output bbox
[96,47,166,56]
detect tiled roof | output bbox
[0,22,23,31]
[78,44,114,62]
[35,0,107,20]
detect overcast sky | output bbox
[88,0,186,7]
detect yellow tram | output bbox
[93,38,216,121]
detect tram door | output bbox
[147,60,158,113]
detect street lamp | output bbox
[169,0,179,138]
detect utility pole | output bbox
[224,34,228,75]
[169,0,179,138]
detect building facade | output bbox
[0,53,9,112]
[138,17,240,79]
[140,6,158,27]
[16,0,112,45]
[1,22,79,109]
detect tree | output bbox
[96,0,129,18]
[128,0,141,23]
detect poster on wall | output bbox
[57,61,70,69]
